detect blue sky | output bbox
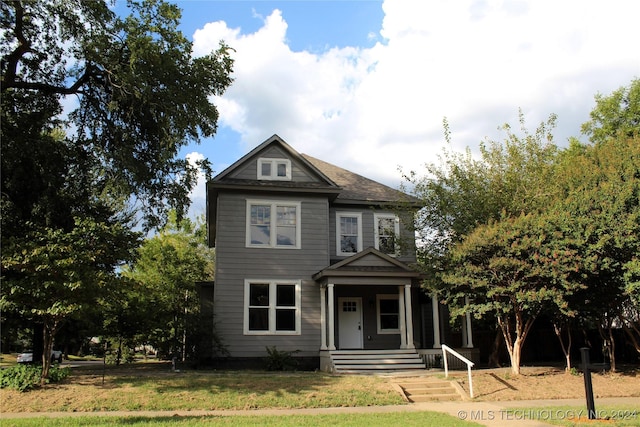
[122,1,640,218]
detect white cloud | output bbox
[185,151,208,219]
[191,0,640,188]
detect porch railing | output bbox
[441,344,475,398]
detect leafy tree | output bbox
[554,134,640,369]
[1,0,233,227]
[405,112,561,373]
[117,214,215,362]
[1,0,232,382]
[581,79,639,144]
[1,218,140,382]
[442,211,585,375]
[405,112,558,283]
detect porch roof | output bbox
[312,247,422,281]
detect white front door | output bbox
[338,297,363,349]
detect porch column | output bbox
[320,285,327,350]
[327,283,336,350]
[431,294,441,348]
[404,284,415,349]
[398,286,407,349]
[464,296,474,348]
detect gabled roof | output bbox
[312,247,421,280]
[206,135,423,246]
[210,134,340,195]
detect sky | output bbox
[154,0,640,218]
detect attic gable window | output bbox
[258,158,291,181]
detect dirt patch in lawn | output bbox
[447,366,640,401]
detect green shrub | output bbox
[264,346,300,371]
[0,364,42,391]
[0,364,71,392]
[48,365,71,383]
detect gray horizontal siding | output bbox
[330,207,417,263]
[213,192,329,357]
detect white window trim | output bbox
[243,279,301,335]
[374,213,400,256]
[336,212,363,256]
[257,158,292,181]
[246,200,301,249]
[376,294,400,334]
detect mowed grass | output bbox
[1,364,406,412]
[0,412,483,427]
[1,363,483,426]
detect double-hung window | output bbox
[336,212,362,256]
[244,280,301,335]
[377,294,400,334]
[247,200,301,248]
[374,213,399,256]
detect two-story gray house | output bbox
[204,135,476,371]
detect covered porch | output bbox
[312,248,476,372]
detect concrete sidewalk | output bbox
[1,397,637,426]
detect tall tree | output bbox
[118,214,215,362]
[554,135,640,369]
[1,0,234,228]
[405,112,558,283]
[1,0,233,381]
[1,218,140,381]
[405,112,560,373]
[442,211,585,375]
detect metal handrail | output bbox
[441,344,475,398]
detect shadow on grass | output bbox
[71,362,358,398]
[488,373,518,391]
[105,416,228,425]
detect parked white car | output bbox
[17,350,63,363]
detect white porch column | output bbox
[320,285,327,350]
[327,283,336,350]
[404,284,415,349]
[398,286,407,349]
[431,293,441,348]
[464,296,474,348]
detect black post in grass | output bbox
[580,347,596,420]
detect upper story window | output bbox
[374,213,399,256]
[246,200,301,249]
[336,212,362,256]
[258,158,291,180]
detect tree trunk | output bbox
[488,329,503,368]
[622,322,640,355]
[117,338,123,365]
[598,320,616,372]
[497,310,537,375]
[607,326,616,372]
[510,337,522,375]
[553,321,572,371]
[40,318,60,386]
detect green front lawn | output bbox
[1,412,483,427]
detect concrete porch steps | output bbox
[394,378,463,402]
[330,349,425,374]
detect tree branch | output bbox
[1,0,33,91]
